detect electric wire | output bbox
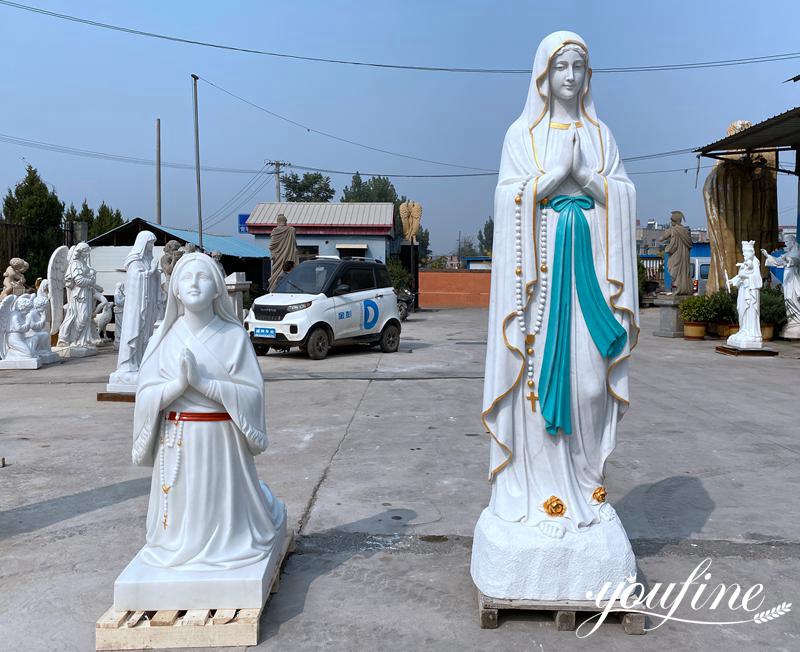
[204,162,270,221]
[2,1,799,75]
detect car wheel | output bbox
[379,323,400,353]
[253,343,270,356]
[306,327,331,360]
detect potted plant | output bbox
[679,295,711,340]
[760,287,787,341]
[707,289,738,338]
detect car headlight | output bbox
[286,301,312,312]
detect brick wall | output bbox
[418,269,491,308]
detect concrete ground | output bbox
[1,308,798,651]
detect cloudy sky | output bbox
[1,0,798,254]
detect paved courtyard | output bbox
[1,308,798,651]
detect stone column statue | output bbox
[704,120,779,294]
[763,235,800,339]
[268,214,298,292]
[108,231,161,389]
[726,240,763,349]
[658,210,693,295]
[56,242,99,354]
[1,258,29,298]
[113,252,288,611]
[471,31,639,602]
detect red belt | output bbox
[166,411,231,422]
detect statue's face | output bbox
[548,49,586,103]
[145,241,153,255]
[176,259,217,312]
[743,248,754,261]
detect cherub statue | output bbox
[29,293,54,357]
[726,240,763,349]
[1,258,29,298]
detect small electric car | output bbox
[245,257,402,360]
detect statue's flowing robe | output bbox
[268,225,299,292]
[664,225,693,295]
[704,157,778,294]
[484,110,638,531]
[132,316,282,570]
[58,259,95,346]
[115,256,160,376]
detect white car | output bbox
[245,257,402,360]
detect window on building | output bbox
[297,245,319,260]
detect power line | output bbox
[2,1,800,75]
[199,76,495,172]
[204,172,275,230]
[204,162,270,221]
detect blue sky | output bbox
[1,0,798,254]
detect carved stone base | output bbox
[780,320,800,340]
[37,351,61,365]
[652,295,685,338]
[113,506,288,611]
[56,345,98,359]
[471,507,636,601]
[0,357,41,369]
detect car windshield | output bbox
[273,260,339,294]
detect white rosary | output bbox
[159,417,184,529]
[513,176,549,412]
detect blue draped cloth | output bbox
[538,195,627,436]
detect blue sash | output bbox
[538,195,627,435]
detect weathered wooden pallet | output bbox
[96,392,136,403]
[478,592,645,635]
[715,345,779,357]
[96,530,294,650]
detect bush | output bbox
[679,295,712,323]
[386,258,411,290]
[760,287,787,326]
[706,289,738,324]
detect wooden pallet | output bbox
[96,530,294,650]
[96,392,136,403]
[715,345,778,357]
[478,592,645,635]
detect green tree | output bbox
[455,235,479,260]
[341,172,407,239]
[477,216,493,255]
[416,227,431,261]
[64,202,78,222]
[282,172,335,202]
[2,165,64,279]
[77,199,94,224]
[90,201,125,238]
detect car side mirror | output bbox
[333,283,351,296]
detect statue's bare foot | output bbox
[539,520,566,539]
[599,503,617,522]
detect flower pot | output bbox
[707,322,719,336]
[761,323,774,341]
[683,322,706,340]
[718,323,738,338]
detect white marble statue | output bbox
[108,231,161,389]
[0,293,57,368]
[763,234,800,339]
[113,252,287,611]
[55,242,99,355]
[113,282,125,350]
[94,299,113,343]
[47,246,69,337]
[471,31,639,601]
[29,292,58,363]
[726,240,763,349]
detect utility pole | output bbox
[457,230,462,268]
[191,74,203,250]
[155,118,162,225]
[266,159,291,201]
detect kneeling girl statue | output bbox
[114,252,286,611]
[472,31,640,601]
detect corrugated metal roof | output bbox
[247,202,394,227]
[144,221,267,258]
[696,106,800,153]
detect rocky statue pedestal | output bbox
[56,345,97,359]
[652,295,685,338]
[471,507,636,601]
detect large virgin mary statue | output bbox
[472,32,639,601]
[114,252,287,610]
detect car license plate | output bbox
[254,327,276,338]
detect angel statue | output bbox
[47,246,69,337]
[470,31,639,602]
[0,294,41,368]
[1,257,30,298]
[113,252,288,611]
[55,242,99,352]
[399,201,423,243]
